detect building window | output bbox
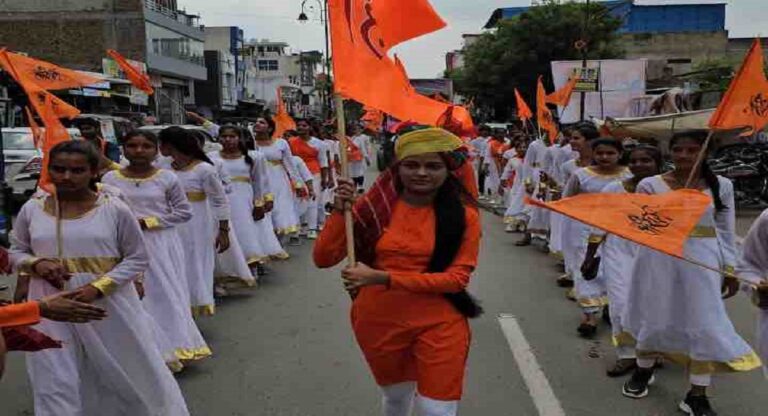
[258,60,279,71]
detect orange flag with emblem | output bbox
[24,107,43,149]
[546,76,577,107]
[536,77,558,142]
[107,49,154,95]
[273,88,296,139]
[526,189,712,259]
[709,38,768,134]
[0,49,102,91]
[329,0,453,125]
[515,88,533,120]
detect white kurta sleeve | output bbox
[500,159,516,182]
[738,210,768,284]
[562,171,581,198]
[9,201,37,271]
[250,152,270,205]
[201,164,231,221]
[316,140,330,169]
[154,175,193,228]
[280,140,303,187]
[91,200,149,296]
[714,177,738,271]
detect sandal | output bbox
[557,274,574,287]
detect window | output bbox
[258,60,279,71]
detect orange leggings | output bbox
[352,316,470,401]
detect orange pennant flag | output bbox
[106,49,154,95]
[0,49,103,91]
[546,76,577,107]
[536,76,559,142]
[24,107,43,149]
[526,189,712,259]
[515,88,533,120]
[436,105,475,138]
[273,88,296,139]
[329,0,453,125]
[709,38,768,133]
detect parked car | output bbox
[3,127,83,210]
[138,125,221,153]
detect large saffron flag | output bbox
[536,76,558,141]
[546,76,577,107]
[709,38,768,134]
[329,0,453,125]
[273,88,296,139]
[106,49,154,95]
[0,49,102,91]
[514,88,533,120]
[527,189,712,259]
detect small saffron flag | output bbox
[546,76,578,107]
[536,76,559,142]
[514,88,533,120]
[106,49,154,95]
[273,88,296,139]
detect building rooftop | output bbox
[484,1,726,34]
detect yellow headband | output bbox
[395,128,464,161]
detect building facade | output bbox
[0,0,208,123]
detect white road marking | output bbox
[498,314,566,416]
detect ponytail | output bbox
[159,126,214,165]
[670,131,726,212]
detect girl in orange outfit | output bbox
[313,127,481,416]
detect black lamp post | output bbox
[298,0,332,119]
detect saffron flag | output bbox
[515,88,533,120]
[273,88,296,139]
[436,105,475,138]
[546,76,577,107]
[0,49,102,91]
[24,107,43,149]
[526,189,712,258]
[329,0,453,125]
[536,76,559,142]
[709,38,768,133]
[106,49,154,95]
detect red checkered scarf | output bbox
[351,167,399,265]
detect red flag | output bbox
[0,49,102,91]
[526,189,712,259]
[536,77,558,142]
[273,88,296,138]
[709,38,768,133]
[329,0,453,125]
[106,49,154,95]
[515,88,533,120]
[546,76,577,107]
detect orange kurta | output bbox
[0,302,41,328]
[314,200,481,400]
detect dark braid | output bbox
[158,126,214,165]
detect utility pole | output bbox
[579,0,590,122]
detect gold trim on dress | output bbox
[90,276,119,296]
[142,216,163,230]
[253,198,265,208]
[689,226,716,238]
[63,257,121,274]
[264,193,275,202]
[584,166,630,179]
[175,346,213,361]
[271,251,290,260]
[114,169,162,183]
[275,224,300,235]
[268,159,283,166]
[587,234,605,244]
[186,191,207,202]
[578,296,607,309]
[191,304,215,317]
[230,176,251,183]
[214,275,257,288]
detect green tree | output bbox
[450,0,624,121]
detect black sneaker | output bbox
[679,392,717,416]
[622,368,655,399]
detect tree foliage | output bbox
[449,0,624,121]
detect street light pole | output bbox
[579,0,591,122]
[299,0,332,120]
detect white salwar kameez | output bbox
[547,144,577,258]
[622,175,761,375]
[737,208,768,377]
[167,160,230,317]
[483,139,506,201]
[9,193,189,416]
[562,166,632,313]
[469,136,490,193]
[524,139,550,236]
[598,180,639,359]
[255,139,301,236]
[102,169,211,371]
[349,134,371,180]
[502,156,529,227]
[293,155,314,220]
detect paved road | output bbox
[2,210,767,415]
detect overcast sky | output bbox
[181,0,766,78]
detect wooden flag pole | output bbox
[334,94,356,267]
[684,130,715,189]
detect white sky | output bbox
[180,0,766,78]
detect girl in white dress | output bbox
[562,137,631,338]
[620,132,760,416]
[158,127,231,317]
[597,145,663,378]
[253,116,303,242]
[103,131,211,372]
[502,140,530,232]
[293,155,315,225]
[10,140,189,416]
[737,208,768,378]
[210,125,272,280]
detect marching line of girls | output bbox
[495,125,768,416]
[5,113,332,415]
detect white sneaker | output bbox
[505,224,515,233]
[307,230,318,240]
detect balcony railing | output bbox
[145,0,202,29]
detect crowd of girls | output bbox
[1,115,373,415]
[486,124,768,416]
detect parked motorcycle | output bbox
[709,143,768,207]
